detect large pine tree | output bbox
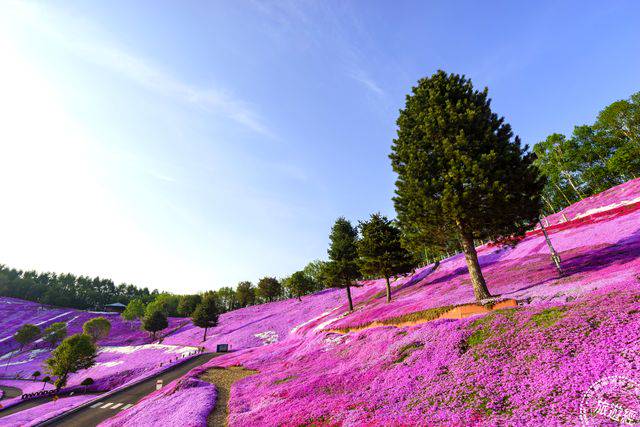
[390,71,544,301]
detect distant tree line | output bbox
[533,91,640,213]
[0,264,157,310]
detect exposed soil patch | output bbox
[200,366,257,427]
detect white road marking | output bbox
[101,402,114,409]
[121,404,133,410]
[111,403,123,409]
[90,402,103,408]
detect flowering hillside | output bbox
[0,298,195,408]
[101,178,640,426]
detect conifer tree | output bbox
[192,293,219,342]
[357,214,413,303]
[325,217,360,311]
[390,71,544,301]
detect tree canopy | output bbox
[82,317,111,342]
[235,281,256,307]
[257,277,282,303]
[534,91,640,212]
[390,71,543,301]
[0,264,157,310]
[45,333,97,390]
[14,324,41,351]
[192,293,219,342]
[143,310,168,340]
[286,271,315,301]
[121,298,146,323]
[325,217,361,311]
[177,294,202,317]
[357,213,413,303]
[43,322,67,348]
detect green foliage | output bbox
[236,281,256,307]
[176,294,201,317]
[531,307,566,328]
[14,324,40,350]
[216,287,238,312]
[143,309,168,340]
[390,71,543,300]
[32,370,41,380]
[302,260,330,292]
[45,333,97,390]
[534,91,640,211]
[0,264,156,311]
[82,317,111,342]
[325,217,360,310]
[257,277,282,303]
[121,298,146,322]
[286,271,315,301]
[395,342,424,364]
[357,213,413,302]
[145,293,180,317]
[192,294,219,341]
[43,322,67,348]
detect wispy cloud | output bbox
[348,68,384,96]
[11,2,276,139]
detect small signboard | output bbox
[216,344,230,353]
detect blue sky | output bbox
[0,1,638,293]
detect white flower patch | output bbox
[290,306,341,335]
[574,196,640,220]
[254,330,278,345]
[94,360,124,368]
[0,348,48,367]
[313,310,352,332]
[99,344,198,357]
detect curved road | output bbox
[4,353,217,427]
[43,353,217,427]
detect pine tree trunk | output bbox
[385,276,392,303]
[346,285,353,311]
[459,232,491,301]
[203,327,207,342]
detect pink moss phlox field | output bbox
[5,178,640,426]
[98,377,217,427]
[0,394,95,427]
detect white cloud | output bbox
[4,1,276,139]
[349,68,385,96]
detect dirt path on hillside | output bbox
[200,367,256,427]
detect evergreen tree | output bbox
[43,322,67,348]
[357,214,413,303]
[256,277,282,303]
[191,294,219,342]
[82,317,111,343]
[45,333,96,390]
[236,281,256,307]
[325,217,360,311]
[390,71,543,301]
[14,324,40,351]
[143,310,168,340]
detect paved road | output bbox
[42,352,218,427]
